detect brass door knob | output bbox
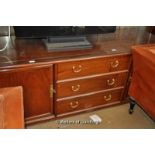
[72,65,82,73]
[70,101,79,109]
[71,84,80,92]
[50,84,56,98]
[107,78,115,86]
[111,60,119,68]
[104,94,112,101]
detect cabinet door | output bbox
[0,65,53,120]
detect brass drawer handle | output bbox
[72,65,82,73]
[70,101,79,109]
[71,84,80,92]
[111,60,119,68]
[107,78,115,86]
[104,94,112,101]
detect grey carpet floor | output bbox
[27,103,155,129]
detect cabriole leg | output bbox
[129,97,136,114]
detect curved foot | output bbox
[128,97,136,115]
[129,108,134,114]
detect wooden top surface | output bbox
[132,44,155,65]
[0,27,154,70]
[132,44,155,52]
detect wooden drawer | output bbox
[57,72,128,98]
[57,55,130,80]
[56,88,123,115]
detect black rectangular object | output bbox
[14,26,116,38]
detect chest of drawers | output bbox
[54,54,131,117]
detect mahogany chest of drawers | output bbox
[54,54,131,117]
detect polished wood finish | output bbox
[57,55,130,80]
[0,65,53,121]
[57,71,128,98]
[56,88,123,115]
[54,53,131,118]
[1,27,153,69]
[0,27,153,125]
[129,44,155,120]
[0,86,24,128]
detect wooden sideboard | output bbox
[0,50,131,124]
[0,28,153,125]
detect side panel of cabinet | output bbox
[0,65,53,119]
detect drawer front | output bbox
[57,55,130,80]
[56,89,123,115]
[57,72,128,98]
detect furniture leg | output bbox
[129,97,136,114]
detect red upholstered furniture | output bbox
[129,44,155,120]
[0,86,24,129]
